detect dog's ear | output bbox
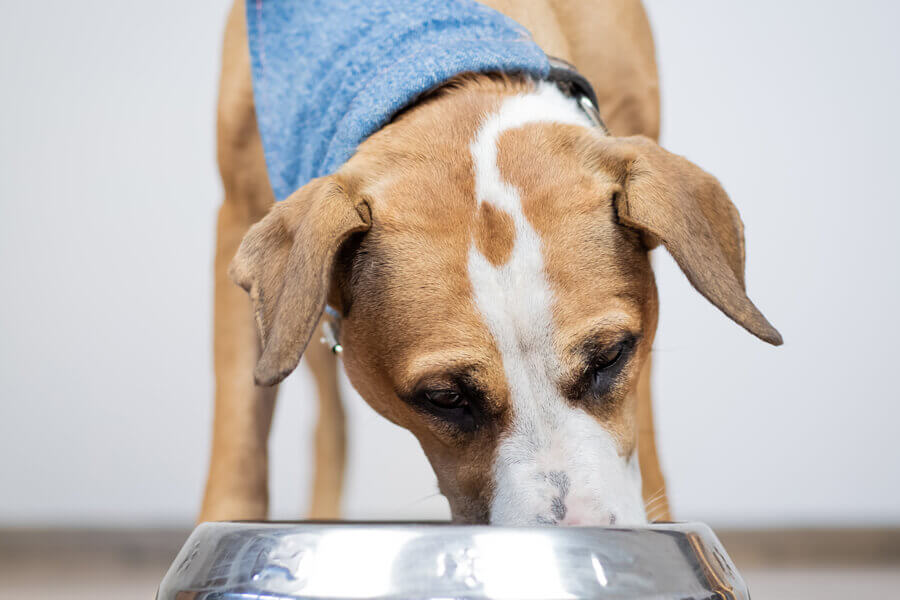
[597,135,782,345]
[230,176,372,385]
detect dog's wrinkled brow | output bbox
[559,311,641,355]
[573,329,641,360]
[398,353,485,395]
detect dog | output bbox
[200,0,781,526]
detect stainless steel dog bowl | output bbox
[158,521,748,599]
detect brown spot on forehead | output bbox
[473,203,515,266]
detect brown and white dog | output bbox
[200,0,781,526]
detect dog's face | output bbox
[232,76,781,525]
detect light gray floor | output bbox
[2,560,898,599]
[742,567,900,599]
[1,560,166,600]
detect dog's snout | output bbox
[529,471,621,526]
[557,499,619,527]
[559,513,617,527]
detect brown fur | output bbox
[200,0,780,524]
[474,203,517,267]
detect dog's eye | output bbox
[419,388,479,432]
[406,377,486,433]
[424,389,465,409]
[594,342,624,371]
[589,342,627,392]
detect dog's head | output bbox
[231,76,781,525]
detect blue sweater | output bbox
[246,0,550,201]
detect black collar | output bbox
[546,57,609,134]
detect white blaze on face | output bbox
[467,82,646,526]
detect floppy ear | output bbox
[601,135,782,345]
[229,176,372,385]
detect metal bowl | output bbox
[157,521,748,599]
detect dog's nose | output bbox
[560,514,583,526]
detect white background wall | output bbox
[1,0,898,528]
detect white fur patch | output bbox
[467,82,646,526]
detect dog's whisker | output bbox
[643,486,664,502]
[643,487,670,522]
[644,497,663,510]
[646,500,668,515]
[645,496,671,522]
[406,491,444,507]
[646,506,667,521]
[644,505,666,520]
[643,487,666,510]
[644,494,665,508]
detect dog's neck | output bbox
[399,59,607,131]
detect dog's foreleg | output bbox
[304,336,346,519]
[199,0,278,523]
[200,199,278,523]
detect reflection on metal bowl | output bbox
[157,521,748,599]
